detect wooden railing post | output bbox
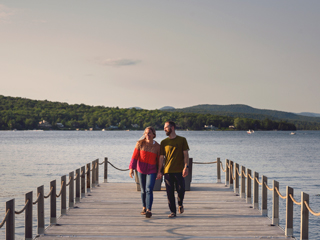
[234,163,239,194]
[25,191,33,240]
[253,171,259,209]
[6,199,15,240]
[61,175,67,215]
[96,158,99,185]
[216,158,221,183]
[134,169,141,191]
[69,171,74,208]
[285,186,294,237]
[246,169,252,204]
[81,166,85,198]
[225,159,229,187]
[301,192,309,240]
[153,175,162,191]
[92,160,96,188]
[37,185,45,235]
[272,180,279,225]
[185,158,193,191]
[240,166,245,198]
[104,157,108,183]
[229,160,234,189]
[86,163,91,193]
[75,168,80,203]
[50,180,56,225]
[261,175,268,216]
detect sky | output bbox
[1,1,320,113]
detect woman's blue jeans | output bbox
[137,172,156,210]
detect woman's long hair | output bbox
[139,126,156,141]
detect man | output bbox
[157,121,190,218]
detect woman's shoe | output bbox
[146,211,152,218]
[168,212,176,218]
[141,208,146,215]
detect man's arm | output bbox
[156,155,164,180]
[182,150,189,177]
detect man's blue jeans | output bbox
[137,172,157,210]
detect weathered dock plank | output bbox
[36,183,289,240]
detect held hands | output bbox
[156,172,163,180]
[129,169,134,178]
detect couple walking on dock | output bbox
[129,121,190,218]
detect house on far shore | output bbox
[229,125,235,129]
[204,125,218,130]
[38,120,52,129]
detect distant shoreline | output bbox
[2,129,312,132]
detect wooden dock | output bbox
[36,183,289,240]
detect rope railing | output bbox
[220,162,227,172]
[89,162,98,172]
[66,176,72,186]
[107,160,130,171]
[15,199,29,215]
[2,157,102,240]
[242,169,247,178]
[289,194,301,205]
[230,164,236,180]
[218,158,320,239]
[193,161,217,164]
[236,167,242,177]
[255,176,262,185]
[264,182,273,191]
[44,186,53,199]
[0,209,10,229]
[304,201,320,216]
[274,187,287,199]
[3,156,319,240]
[33,192,41,205]
[56,181,64,198]
[248,173,254,180]
[200,158,320,238]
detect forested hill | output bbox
[164,104,320,123]
[0,95,319,130]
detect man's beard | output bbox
[165,129,172,136]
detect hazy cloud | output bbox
[0,4,15,22]
[32,19,47,24]
[95,58,141,67]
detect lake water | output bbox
[0,130,319,239]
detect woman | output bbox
[129,126,160,218]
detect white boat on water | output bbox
[247,130,254,134]
[290,132,296,135]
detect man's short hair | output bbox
[167,121,176,129]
